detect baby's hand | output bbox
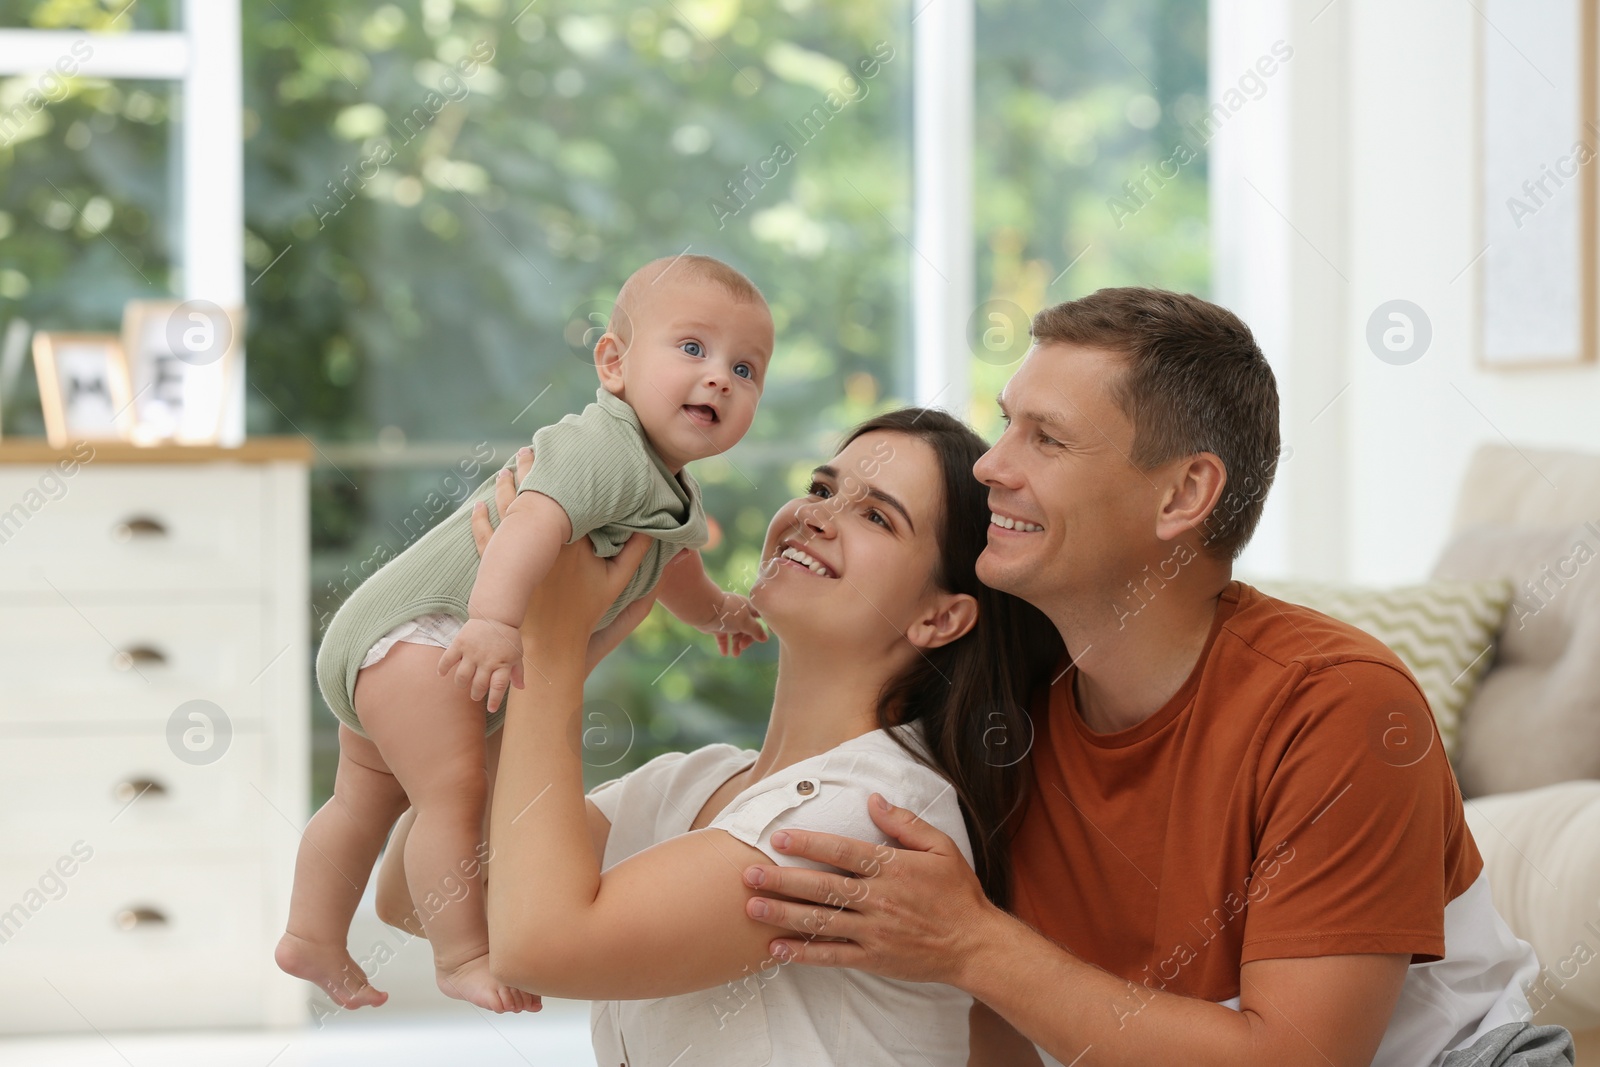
[437,618,526,713]
[693,591,767,657]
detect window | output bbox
[969,0,1209,438]
[0,0,243,439]
[241,1,915,795]
[2,0,1207,801]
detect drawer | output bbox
[0,465,264,594]
[0,732,267,856]
[0,601,266,724]
[0,853,274,1032]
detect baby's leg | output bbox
[354,642,534,1013]
[374,728,505,940]
[375,809,425,938]
[275,723,409,1008]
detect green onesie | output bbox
[315,387,710,738]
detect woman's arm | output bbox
[376,449,644,937]
[375,799,617,938]
[438,490,570,712]
[484,534,794,1001]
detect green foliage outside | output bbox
[0,0,1206,804]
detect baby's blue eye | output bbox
[734,363,753,380]
[680,340,704,357]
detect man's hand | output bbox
[749,795,1412,1067]
[437,616,524,713]
[739,792,997,986]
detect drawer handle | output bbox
[112,777,168,804]
[112,646,167,670]
[115,906,168,931]
[112,516,168,542]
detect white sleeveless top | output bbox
[584,721,975,1066]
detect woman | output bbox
[378,408,1062,1064]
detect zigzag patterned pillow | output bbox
[1249,579,1513,760]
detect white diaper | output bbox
[358,612,465,669]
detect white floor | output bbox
[0,888,601,1067]
[0,1008,598,1067]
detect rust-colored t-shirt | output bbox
[1009,580,1483,1006]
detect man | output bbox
[739,289,1571,1066]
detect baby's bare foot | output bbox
[437,953,541,1013]
[275,932,388,1009]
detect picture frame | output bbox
[31,332,135,447]
[121,299,244,445]
[1476,0,1598,368]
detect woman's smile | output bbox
[775,542,839,578]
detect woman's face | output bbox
[752,431,970,659]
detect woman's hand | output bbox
[519,534,653,662]
[471,446,658,675]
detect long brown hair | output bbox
[838,408,1064,907]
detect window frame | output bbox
[912,0,974,415]
[0,0,245,443]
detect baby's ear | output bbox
[593,331,626,389]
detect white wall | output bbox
[1214,0,1350,583]
[1218,0,1600,585]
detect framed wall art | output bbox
[31,332,134,447]
[1478,0,1597,368]
[121,299,244,445]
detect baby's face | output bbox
[608,279,774,469]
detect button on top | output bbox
[796,779,816,796]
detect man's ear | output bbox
[1156,451,1228,543]
[907,591,979,651]
[594,331,627,395]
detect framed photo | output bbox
[31,332,134,447]
[1477,0,1597,368]
[121,299,244,445]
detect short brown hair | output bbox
[1030,287,1281,560]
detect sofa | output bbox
[1247,441,1600,1061]
[1431,443,1600,1061]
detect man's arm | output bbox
[969,1000,1043,1066]
[964,906,1408,1066]
[741,796,1408,1067]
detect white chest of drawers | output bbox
[0,438,311,1033]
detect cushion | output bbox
[1451,444,1600,533]
[1432,522,1600,798]
[1463,780,1600,1032]
[1251,578,1512,762]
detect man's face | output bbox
[973,342,1159,614]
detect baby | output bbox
[276,254,773,1013]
